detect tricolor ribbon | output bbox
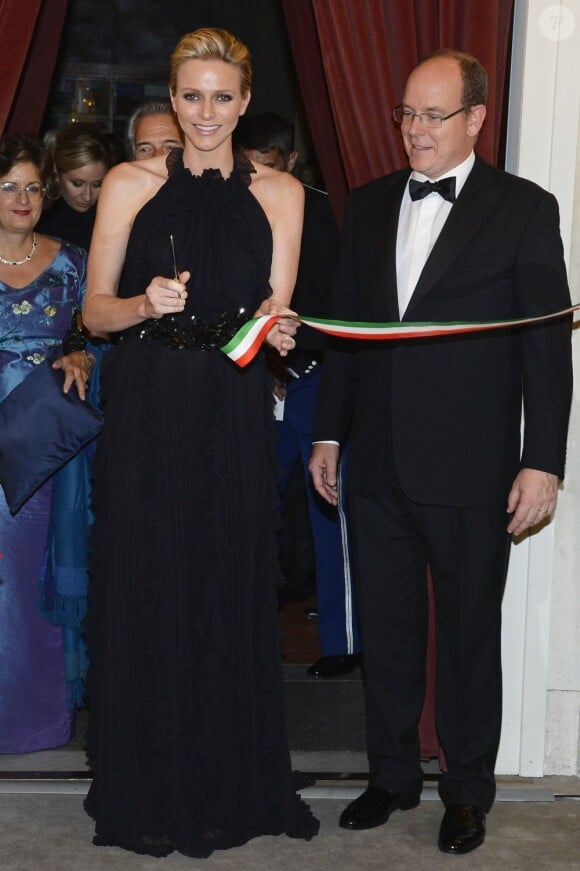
[221,304,580,368]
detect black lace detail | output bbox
[119,308,251,351]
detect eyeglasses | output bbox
[392,105,466,128]
[0,182,46,199]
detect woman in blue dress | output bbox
[0,134,94,753]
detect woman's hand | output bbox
[141,270,191,320]
[256,298,299,357]
[52,350,95,401]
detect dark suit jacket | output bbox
[288,184,340,359]
[313,156,573,506]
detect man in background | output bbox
[235,113,361,678]
[126,100,182,160]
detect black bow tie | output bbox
[409,176,456,203]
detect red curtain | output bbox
[0,0,69,136]
[284,0,514,219]
[283,0,514,763]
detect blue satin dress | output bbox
[0,241,86,753]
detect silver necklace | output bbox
[0,233,37,266]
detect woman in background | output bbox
[38,122,113,251]
[0,134,93,753]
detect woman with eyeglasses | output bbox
[0,133,95,754]
[38,122,114,252]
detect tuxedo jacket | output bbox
[289,185,340,359]
[313,156,573,506]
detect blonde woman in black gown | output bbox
[82,28,318,857]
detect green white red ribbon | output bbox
[221,305,580,368]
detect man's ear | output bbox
[287,150,299,173]
[467,104,486,139]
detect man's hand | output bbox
[506,468,559,535]
[309,443,340,506]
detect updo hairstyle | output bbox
[169,28,252,97]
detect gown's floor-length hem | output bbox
[85,789,319,859]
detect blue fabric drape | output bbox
[39,341,109,708]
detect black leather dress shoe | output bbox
[339,784,421,830]
[438,804,486,854]
[307,653,361,677]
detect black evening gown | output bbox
[84,152,319,857]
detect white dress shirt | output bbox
[396,151,475,317]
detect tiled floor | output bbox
[2,592,578,869]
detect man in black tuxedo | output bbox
[310,49,572,855]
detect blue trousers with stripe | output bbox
[276,368,360,656]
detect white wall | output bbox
[499,0,580,776]
[545,100,580,775]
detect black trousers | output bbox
[349,454,511,812]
